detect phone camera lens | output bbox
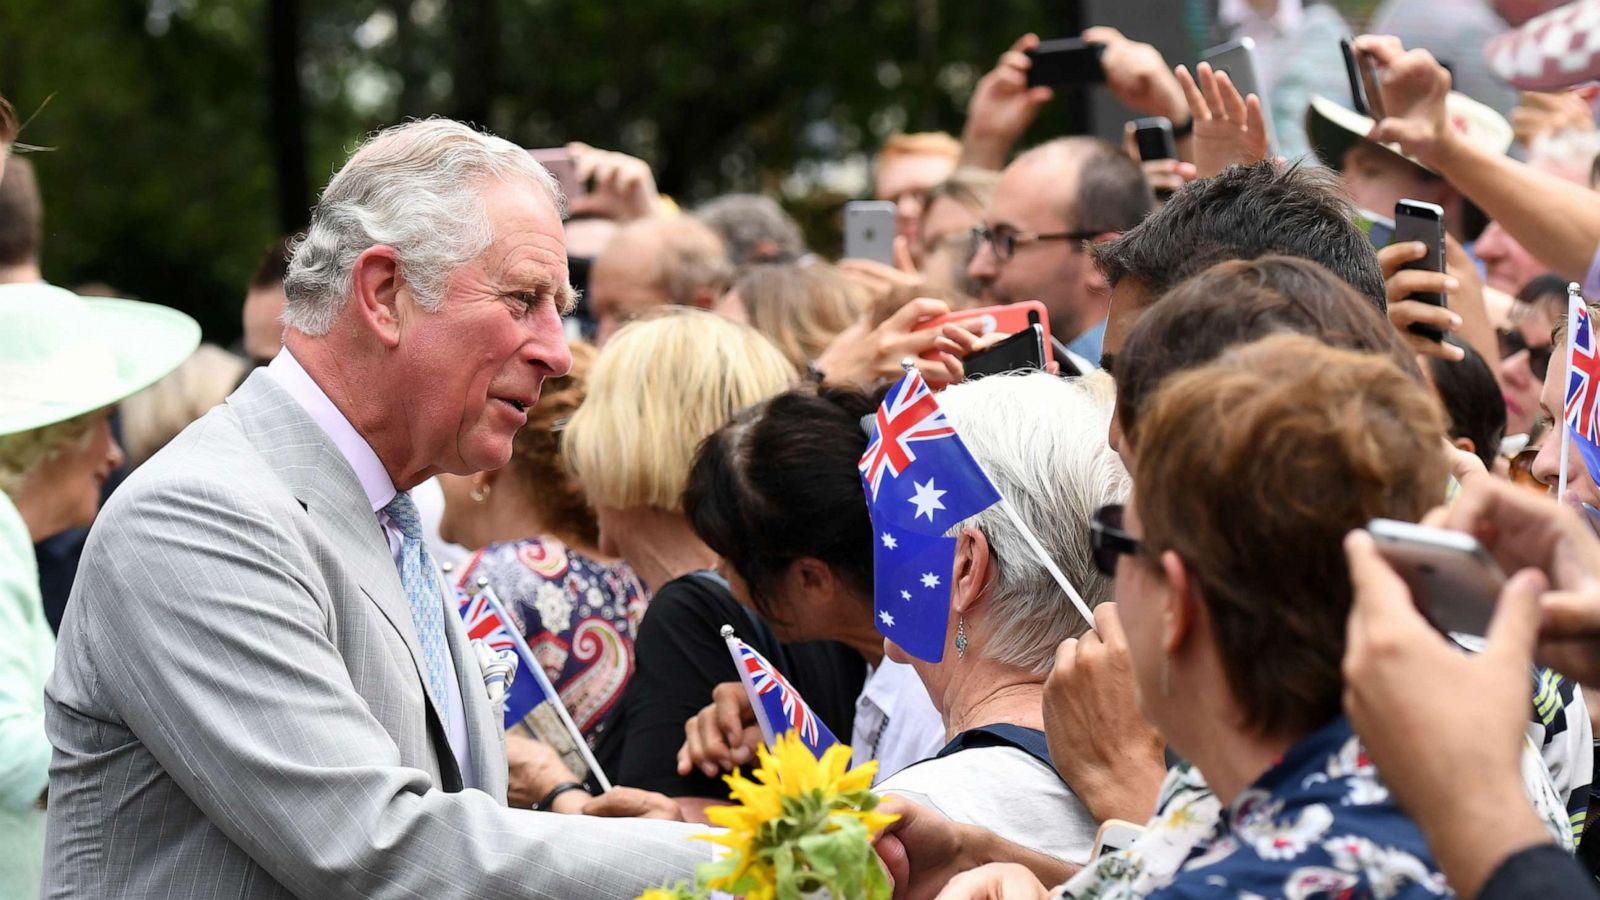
[1419,563,1437,576]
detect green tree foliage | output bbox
[3,0,1060,342]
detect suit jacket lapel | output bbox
[226,372,458,760]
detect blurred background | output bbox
[5,0,1397,343]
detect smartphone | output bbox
[1092,819,1146,859]
[1026,38,1106,88]
[843,201,896,266]
[528,148,585,205]
[1353,207,1396,249]
[1368,518,1506,639]
[1200,37,1277,150]
[913,300,1054,348]
[1339,38,1387,119]
[1393,199,1447,341]
[963,323,1047,380]
[1132,117,1177,162]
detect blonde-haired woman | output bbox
[714,262,868,373]
[559,308,864,816]
[0,283,197,898]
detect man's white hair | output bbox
[282,118,562,335]
[939,370,1130,675]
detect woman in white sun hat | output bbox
[0,281,198,897]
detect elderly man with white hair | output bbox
[875,370,1129,867]
[42,119,710,899]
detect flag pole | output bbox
[1560,283,1581,502]
[904,360,1099,633]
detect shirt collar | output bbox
[266,347,397,514]
[1064,317,1108,367]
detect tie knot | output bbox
[384,492,424,540]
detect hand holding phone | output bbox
[1368,518,1506,639]
[529,148,585,203]
[1392,199,1447,341]
[1132,117,1177,161]
[962,324,1048,380]
[843,201,897,266]
[1026,38,1106,88]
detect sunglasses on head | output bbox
[1088,504,1142,576]
[1498,329,1553,381]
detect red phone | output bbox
[913,301,1054,384]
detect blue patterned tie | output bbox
[383,492,451,713]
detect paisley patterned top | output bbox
[458,537,647,745]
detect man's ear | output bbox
[951,527,992,617]
[350,245,406,347]
[1451,436,1477,458]
[1159,549,1199,657]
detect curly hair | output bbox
[505,340,599,546]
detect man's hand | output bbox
[565,141,661,221]
[505,733,587,812]
[1431,475,1600,685]
[934,864,1053,900]
[1342,528,1554,898]
[1354,36,1459,169]
[1086,27,1187,124]
[1377,240,1464,359]
[678,681,762,778]
[814,297,967,387]
[1175,62,1269,179]
[581,787,687,821]
[961,34,1055,170]
[1041,603,1167,823]
[1512,89,1596,148]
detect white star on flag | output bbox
[879,610,896,627]
[908,478,947,521]
[921,572,940,589]
[881,532,898,550]
[900,589,912,601]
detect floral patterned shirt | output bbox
[458,537,647,745]
[1066,716,1451,899]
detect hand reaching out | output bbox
[677,681,761,778]
[1087,27,1188,124]
[1176,62,1269,179]
[962,34,1055,171]
[1353,36,1457,169]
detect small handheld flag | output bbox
[721,625,839,756]
[858,366,1095,662]
[1561,284,1600,500]
[455,578,612,791]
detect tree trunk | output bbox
[450,0,499,129]
[266,0,310,233]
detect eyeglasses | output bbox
[1498,328,1553,381]
[972,224,1102,262]
[1089,504,1142,576]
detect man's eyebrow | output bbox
[558,282,579,316]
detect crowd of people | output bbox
[8,3,1600,898]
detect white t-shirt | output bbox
[851,659,946,784]
[878,745,1098,865]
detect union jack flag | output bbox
[1564,291,1600,484]
[859,371,957,500]
[722,629,838,756]
[457,588,517,654]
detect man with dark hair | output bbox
[0,156,43,284]
[241,235,295,365]
[1091,161,1388,373]
[1428,336,1507,470]
[967,137,1152,367]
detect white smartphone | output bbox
[1199,37,1278,153]
[843,200,896,266]
[1367,518,1507,638]
[1091,818,1145,859]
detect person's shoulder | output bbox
[635,573,739,639]
[880,745,1056,795]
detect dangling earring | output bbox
[470,482,491,503]
[955,615,968,659]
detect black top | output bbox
[1482,843,1599,900]
[593,572,865,798]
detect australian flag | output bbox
[859,370,1002,662]
[1566,292,1600,484]
[722,629,839,756]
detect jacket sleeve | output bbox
[0,561,50,813]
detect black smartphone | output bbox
[963,323,1047,380]
[1393,199,1447,341]
[1026,38,1106,88]
[1339,38,1386,119]
[1132,117,1177,162]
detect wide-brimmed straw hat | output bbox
[0,282,200,436]
[1305,92,1514,176]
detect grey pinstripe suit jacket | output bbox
[42,371,706,899]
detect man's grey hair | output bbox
[939,371,1130,674]
[693,193,806,265]
[282,118,562,335]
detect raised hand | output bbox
[1086,27,1188,123]
[960,34,1056,171]
[565,141,662,221]
[1354,35,1456,168]
[1176,62,1269,179]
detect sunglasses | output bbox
[1498,329,1553,381]
[1089,504,1142,576]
